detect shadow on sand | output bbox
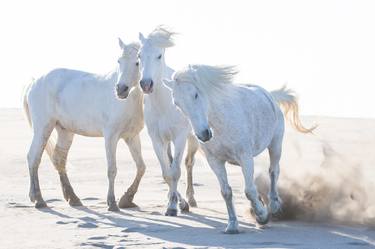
[32,199,375,249]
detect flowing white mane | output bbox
[174,64,238,100]
[146,26,176,48]
[122,42,140,57]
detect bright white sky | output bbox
[1,0,375,118]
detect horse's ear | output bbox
[139,32,146,43]
[118,38,125,50]
[163,78,175,89]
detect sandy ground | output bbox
[1,108,375,249]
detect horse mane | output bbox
[146,25,176,48]
[174,64,238,101]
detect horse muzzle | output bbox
[116,84,130,99]
[140,79,154,94]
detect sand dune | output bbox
[1,109,374,248]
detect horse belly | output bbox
[57,118,103,137]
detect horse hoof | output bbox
[224,228,239,234]
[270,198,283,217]
[179,201,189,212]
[35,200,47,209]
[108,204,120,212]
[188,198,197,207]
[165,208,178,216]
[119,201,138,209]
[256,211,270,225]
[118,195,138,208]
[69,198,83,207]
[224,220,239,234]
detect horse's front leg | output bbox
[206,155,239,234]
[150,137,174,214]
[104,132,120,211]
[184,134,199,207]
[118,134,146,208]
[164,134,189,215]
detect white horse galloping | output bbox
[23,40,145,211]
[135,26,199,216]
[168,64,315,233]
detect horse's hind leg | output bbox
[28,120,55,208]
[267,132,283,216]
[118,135,146,208]
[53,126,82,206]
[241,157,269,225]
[184,134,199,207]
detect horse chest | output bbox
[120,116,144,138]
[145,105,188,142]
[117,106,144,138]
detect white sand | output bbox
[1,108,374,249]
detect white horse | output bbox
[135,26,199,215]
[23,40,146,211]
[167,64,315,233]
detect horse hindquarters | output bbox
[24,85,56,208]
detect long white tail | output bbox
[22,80,56,160]
[271,85,317,133]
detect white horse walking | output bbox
[168,64,315,233]
[23,40,145,211]
[135,26,199,215]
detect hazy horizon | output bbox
[1,0,374,118]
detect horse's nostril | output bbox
[204,129,210,139]
[123,85,129,92]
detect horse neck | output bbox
[207,85,237,122]
[146,79,174,112]
[145,62,175,113]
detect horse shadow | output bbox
[37,203,305,248]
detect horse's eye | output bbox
[194,93,198,99]
[136,62,139,66]
[158,54,162,59]
[117,59,120,64]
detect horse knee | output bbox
[27,150,42,170]
[164,166,181,181]
[269,165,280,176]
[221,185,233,200]
[137,163,146,176]
[107,167,117,179]
[185,156,195,168]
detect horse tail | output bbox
[271,85,317,133]
[22,79,56,160]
